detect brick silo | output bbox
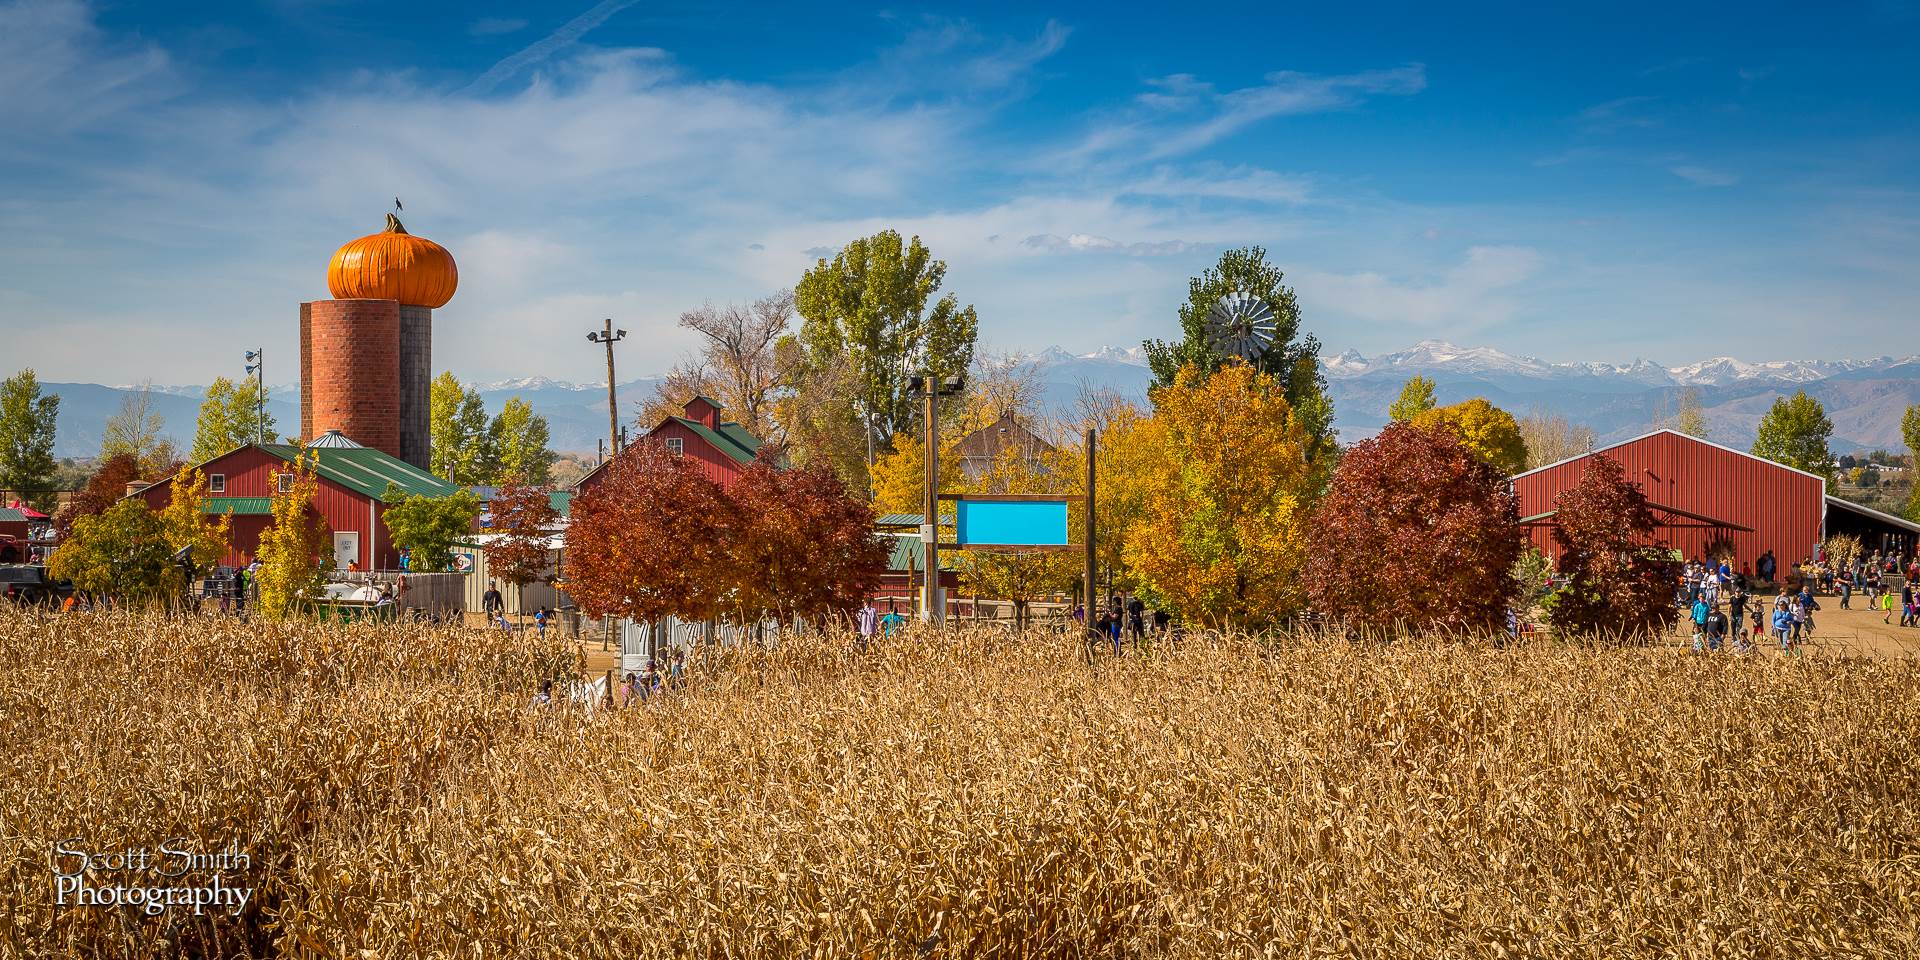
[303,214,458,471]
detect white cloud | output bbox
[1019,233,1199,256]
[1296,246,1544,330]
[462,0,643,95]
[0,0,172,137]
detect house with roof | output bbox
[952,410,1056,481]
[573,396,766,496]
[132,430,460,571]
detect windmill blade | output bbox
[1204,292,1279,361]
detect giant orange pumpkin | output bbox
[326,213,458,308]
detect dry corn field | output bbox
[2,611,1918,958]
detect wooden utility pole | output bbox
[922,388,941,624]
[588,319,627,456]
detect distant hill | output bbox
[38,341,1920,460]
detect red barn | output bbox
[135,432,461,570]
[574,396,765,495]
[1513,429,1920,569]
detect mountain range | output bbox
[40,339,1920,460]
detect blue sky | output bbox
[2,0,1917,385]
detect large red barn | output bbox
[1512,429,1920,570]
[573,396,766,495]
[134,433,461,570]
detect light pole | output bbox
[586,320,627,457]
[244,348,265,444]
[909,372,964,624]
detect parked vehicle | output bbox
[0,565,75,606]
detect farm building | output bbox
[573,396,765,496]
[1512,429,1920,568]
[133,432,460,570]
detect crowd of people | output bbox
[1679,546,1918,655]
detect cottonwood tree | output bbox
[382,486,482,572]
[429,372,493,485]
[49,500,177,606]
[565,442,738,624]
[775,336,871,492]
[101,385,179,476]
[488,397,553,486]
[1751,390,1836,482]
[486,483,558,618]
[645,292,799,441]
[1546,456,1677,640]
[190,376,275,461]
[1387,375,1437,422]
[796,230,979,462]
[1517,410,1596,469]
[1669,387,1709,439]
[1142,247,1335,471]
[1124,363,1312,628]
[1304,424,1524,635]
[1411,398,1530,476]
[0,369,60,510]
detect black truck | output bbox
[0,565,75,606]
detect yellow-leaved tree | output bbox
[868,421,967,516]
[159,467,232,574]
[1411,398,1529,476]
[1124,363,1312,627]
[1050,389,1154,595]
[254,451,332,619]
[954,442,1078,626]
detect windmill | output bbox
[1203,292,1278,362]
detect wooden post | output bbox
[922,388,941,625]
[1084,428,1098,649]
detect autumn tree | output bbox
[867,418,966,516]
[190,376,275,461]
[1517,410,1596,469]
[1303,424,1524,635]
[775,336,871,493]
[382,486,482,572]
[487,397,553,486]
[955,442,1078,627]
[54,454,144,542]
[1751,390,1836,483]
[486,483,558,618]
[1411,398,1529,476]
[565,442,738,624]
[1669,387,1709,439]
[429,372,493,485]
[727,461,889,626]
[1387,375,1437,422]
[0,369,60,510]
[1545,456,1677,640]
[49,500,178,606]
[645,292,798,442]
[101,384,179,476]
[1902,403,1920,520]
[1124,363,1312,628]
[795,230,980,463]
[254,452,333,619]
[158,467,232,574]
[1142,247,1335,470]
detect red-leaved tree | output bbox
[564,443,738,624]
[1303,423,1525,634]
[1546,455,1678,640]
[486,483,559,621]
[727,460,888,625]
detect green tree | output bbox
[255,451,332,619]
[0,369,60,510]
[1387,375,1437,422]
[190,376,276,462]
[159,467,233,573]
[1141,247,1335,469]
[488,397,553,486]
[795,230,980,463]
[100,384,179,476]
[1903,404,1920,521]
[48,499,178,606]
[429,372,493,485]
[382,485,482,572]
[1751,390,1836,482]
[1670,387,1709,439]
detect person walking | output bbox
[1798,585,1820,637]
[482,581,505,625]
[1704,602,1728,653]
[1840,573,1853,609]
[856,599,879,650]
[1771,602,1794,654]
[1902,582,1916,629]
[1690,594,1710,652]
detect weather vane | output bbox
[1204,291,1278,361]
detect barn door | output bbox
[332,531,360,571]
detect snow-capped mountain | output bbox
[1318,339,1917,388]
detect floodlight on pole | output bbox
[244,348,265,444]
[908,372,966,624]
[586,319,628,455]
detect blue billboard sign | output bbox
[953,498,1069,547]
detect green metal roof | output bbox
[0,508,26,523]
[886,533,956,573]
[548,489,573,516]
[877,513,924,527]
[259,444,460,501]
[668,417,763,466]
[202,497,274,516]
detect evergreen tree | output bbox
[1141,247,1335,466]
[0,369,60,510]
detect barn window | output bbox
[277,473,294,493]
[665,437,684,455]
[209,474,226,493]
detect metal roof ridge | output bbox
[1509,428,1831,485]
[1824,495,1920,534]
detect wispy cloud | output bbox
[0,0,172,137]
[469,17,528,37]
[461,0,641,95]
[1575,95,1660,134]
[1297,246,1544,330]
[1670,164,1739,187]
[1017,233,1200,256]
